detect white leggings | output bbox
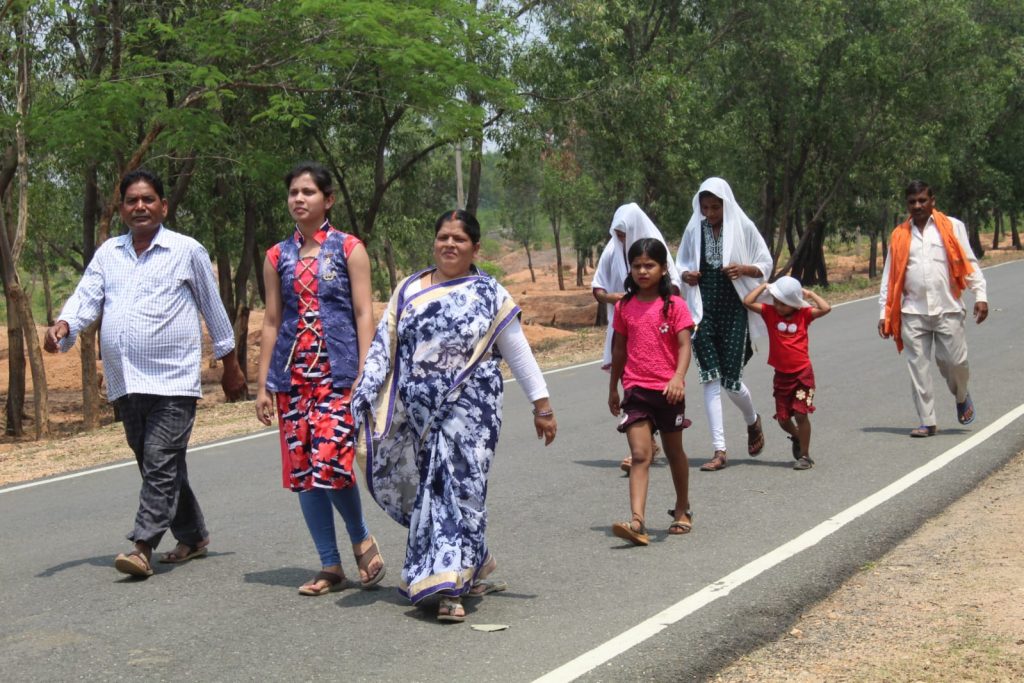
[703,380,758,451]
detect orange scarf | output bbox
[883,210,973,352]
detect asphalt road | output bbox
[2,260,1022,682]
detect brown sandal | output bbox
[612,515,649,546]
[667,509,694,535]
[353,536,386,588]
[700,450,728,471]
[114,550,154,578]
[747,414,765,455]
[298,570,345,596]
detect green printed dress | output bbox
[692,220,753,391]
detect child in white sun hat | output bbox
[742,276,831,469]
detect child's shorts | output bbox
[617,386,687,434]
[773,365,816,420]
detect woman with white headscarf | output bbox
[592,203,682,472]
[676,178,772,471]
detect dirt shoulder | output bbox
[714,450,1024,682]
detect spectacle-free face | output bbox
[119,181,167,235]
[699,195,724,229]
[434,220,479,277]
[906,189,935,226]
[288,172,334,226]
[629,253,666,292]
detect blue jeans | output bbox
[298,486,370,569]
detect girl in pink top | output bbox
[608,239,695,546]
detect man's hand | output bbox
[974,301,988,324]
[219,351,248,402]
[44,321,69,353]
[877,320,892,339]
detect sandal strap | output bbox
[313,570,344,585]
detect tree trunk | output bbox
[4,290,25,436]
[576,248,585,287]
[966,208,984,258]
[1,15,49,438]
[10,283,49,438]
[551,217,564,291]
[212,177,234,315]
[525,243,535,283]
[232,304,251,398]
[465,133,483,215]
[1010,212,1021,249]
[992,208,1002,250]
[83,162,99,266]
[80,322,102,429]
[789,220,828,287]
[37,238,53,324]
[383,237,398,291]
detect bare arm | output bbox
[255,256,283,425]
[347,243,375,377]
[664,327,692,405]
[742,282,768,313]
[608,331,626,416]
[592,287,623,306]
[803,288,832,319]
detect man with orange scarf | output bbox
[878,180,988,437]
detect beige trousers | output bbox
[901,311,970,427]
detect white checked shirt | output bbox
[878,214,987,319]
[57,225,235,401]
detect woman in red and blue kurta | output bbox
[256,162,385,596]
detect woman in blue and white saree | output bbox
[352,210,557,623]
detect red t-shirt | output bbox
[612,295,694,390]
[760,305,814,373]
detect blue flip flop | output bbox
[957,394,975,425]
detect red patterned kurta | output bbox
[267,228,360,491]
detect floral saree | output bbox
[351,267,520,604]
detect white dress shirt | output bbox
[57,225,236,401]
[878,214,987,319]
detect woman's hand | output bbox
[722,263,750,280]
[663,375,685,405]
[681,270,701,286]
[534,413,557,445]
[531,398,557,445]
[255,389,275,426]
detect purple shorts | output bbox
[617,386,687,435]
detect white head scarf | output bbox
[593,203,682,292]
[675,178,772,337]
[592,203,682,368]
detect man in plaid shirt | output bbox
[44,169,247,579]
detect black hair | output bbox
[284,161,334,196]
[904,179,933,197]
[120,169,165,200]
[622,237,673,318]
[434,209,481,244]
[697,190,722,203]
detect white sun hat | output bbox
[766,276,809,309]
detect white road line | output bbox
[535,402,1024,683]
[0,359,604,496]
